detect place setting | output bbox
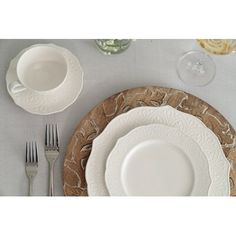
[1,39,236,196]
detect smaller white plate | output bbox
[105,124,211,196]
[6,44,83,115]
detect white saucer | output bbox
[6,44,83,115]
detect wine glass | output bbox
[177,39,236,86]
[197,39,236,55]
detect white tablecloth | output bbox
[0,39,235,196]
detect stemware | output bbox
[197,39,236,55]
[177,39,236,86]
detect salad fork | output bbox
[25,142,38,196]
[45,124,59,196]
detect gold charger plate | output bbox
[63,86,236,196]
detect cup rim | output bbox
[16,45,68,93]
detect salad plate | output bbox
[105,124,211,196]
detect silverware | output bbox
[25,142,38,196]
[45,124,59,196]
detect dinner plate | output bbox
[6,44,83,115]
[105,124,211,196]
[86,106,230,196]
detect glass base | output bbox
[177,51,216,87]
[95,39,131,55]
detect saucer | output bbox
[6,44,83,115]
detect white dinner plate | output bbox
[105,124,211,196]
[86,106,230,196]
[6,44,83,115]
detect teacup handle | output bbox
[9,80,26,94]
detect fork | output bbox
[45,124,59,196]
[25,142,38,196]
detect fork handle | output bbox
[29,177,34,196]
[49,161,55,196]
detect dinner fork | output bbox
[45,124,59,196]
[25,142,38,196]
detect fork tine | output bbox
[45,124,48,146]
[32,142,34,162]
[52,124,55,146]
[48,124,52,146]
[33,142,36,163]
[35,142,38,163]
[29,142,31,163]
[55,124,59,148]
[49,124,51,146]
[26,142,28,163]
[32,141,35,163]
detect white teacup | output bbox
[9,45,68,94]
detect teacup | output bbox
[9,45,68,94]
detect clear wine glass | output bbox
[177,39,236,86]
